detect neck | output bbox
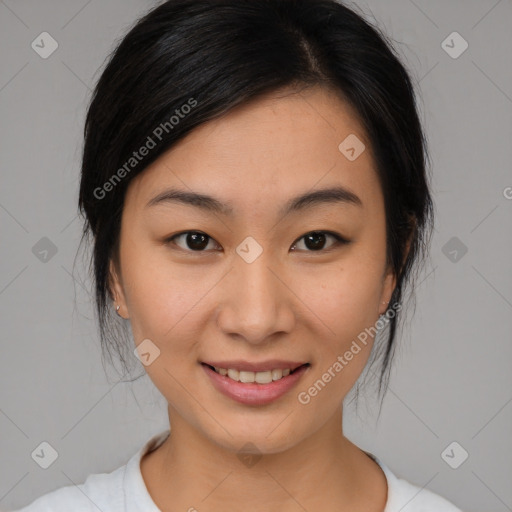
[141,405,388,512]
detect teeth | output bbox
[227,368,239,381]
[213,366,297,383]
[271,368,282,380]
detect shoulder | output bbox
[12,464,126,511]
[12,430,170,512]
[366,452,463,512]
[386,474,463,511]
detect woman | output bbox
[15,0,462,510]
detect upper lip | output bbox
[202,360,308,372]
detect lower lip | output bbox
[201,363,309,406]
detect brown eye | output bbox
[167,231,220,252]
[291,231,349,252]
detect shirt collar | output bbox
[124,429,171,512]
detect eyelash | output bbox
[165,230,350,254]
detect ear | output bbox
[108,258,129,319]
[379,216,416,315]
[378,266,396,316]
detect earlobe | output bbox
[379,267,396,315]
[108,259,128,319]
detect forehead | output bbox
[124,85,382,216]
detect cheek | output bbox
[124,261,207,401]
[295,253,386,388]
[299,260,384,338]
[121,247,204,349]
[294,265,383,409]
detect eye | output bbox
[291,231,349,252]
[166,231,221,252]
[166,230,350,253]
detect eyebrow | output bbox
[145,185,363,217]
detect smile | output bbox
[201,362,311,406]
[207,365,307,384]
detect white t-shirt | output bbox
[13,429,462,512]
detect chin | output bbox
[200,414,309,456]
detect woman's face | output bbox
[110,85,396,453]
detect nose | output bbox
[215,251,295,345]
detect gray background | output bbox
[1,0,511,511]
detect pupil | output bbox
[185,232,328,251]
[305,232,326,251]
[188,232,208,250]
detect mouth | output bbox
[200,361,311,406]
[201,362,310,384]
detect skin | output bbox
[110,85,402,512]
